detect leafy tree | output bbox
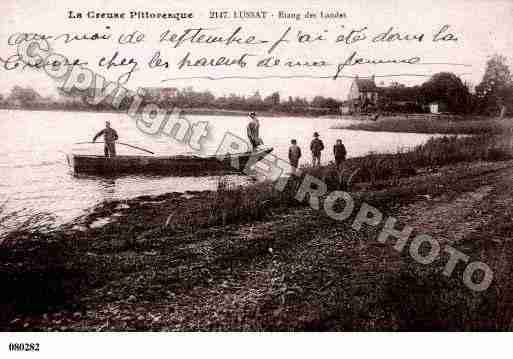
[475,54,513,116]
[420,72,471,113]
[247,91,265,110]
[250,91,262,102]
[311,96,340,110]
[7,86,42,105]
[264,92,280,106]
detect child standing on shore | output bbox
[310,132,324,167]
[333,139,347,170]
[288,139,302,175]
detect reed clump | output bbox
[302,135,511,188]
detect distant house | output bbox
[429,101,448,114]
[347,76,426,114]
[347,75,379,113]
[339,102,351,115]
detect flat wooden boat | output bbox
[66,146,274,176]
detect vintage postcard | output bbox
[1,0,513,353]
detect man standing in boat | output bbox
[93,121,119,157]
[247,112,262,150]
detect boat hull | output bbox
[67,147,274,176]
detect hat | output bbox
[313,132,319,137]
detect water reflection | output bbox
[98,177,116,198]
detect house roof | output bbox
[355,78,378,92]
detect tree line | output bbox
[0,85,341,116]
[1,53,511,116]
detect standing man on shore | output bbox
[310,132,324,167]
[93,121,119,157]
[247,112,262,150]
[288,139,302,175]
[333,138,347,170]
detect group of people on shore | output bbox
[246,112,347,175]
[288,132,347,174]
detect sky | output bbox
[1,0,512,101]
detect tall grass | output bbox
[302,135,512,188]
[333,116,511,135]
[160,175,303,233]
[207,176,300,226]
[409,135,511,166]
[0,204,77,326]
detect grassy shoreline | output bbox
[333,115,513,135]
[2,134,513,330]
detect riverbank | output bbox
[1,136,513,330]
[332,115,511,135]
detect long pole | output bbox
[74,142,155,155]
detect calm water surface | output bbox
[0,109,438,224]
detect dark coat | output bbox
[333,143,347,159]
[289,145,302,161]
[310,138,324,155]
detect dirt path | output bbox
[397,185,494,244]
[387,165,513,330]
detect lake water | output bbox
[0,109,438,225]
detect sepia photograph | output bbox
[1,0,512,356]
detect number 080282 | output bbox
[9,343,40,352]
